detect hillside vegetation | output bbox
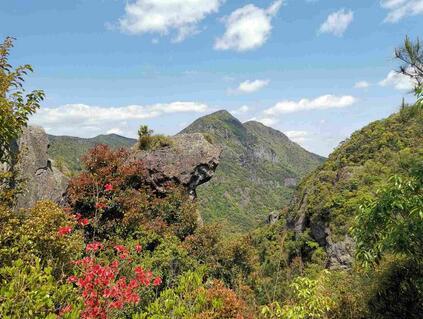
[180,110,324,232]
[287,103,422,255]
[48,134,136,172]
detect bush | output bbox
[0,258,79,318]
[137,125,173,151]
[134,268,253,319]
[66,144,199,241]
[0,201,84,278]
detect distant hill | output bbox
[48,134,137,172]
[179,110,325,232]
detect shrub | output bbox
[0,201,84,278]
[134,268,253,319]
[0,258,79,318]
[66,144,199,241]
[261,270,335,319]
[68,242,161,319]
[137,125,173,151]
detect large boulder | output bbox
[13,126,68,209]
[129,133,221,198]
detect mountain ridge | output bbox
[179,110,325,232]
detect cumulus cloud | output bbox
[379,70,417,90]
[30,102,209,137]
[285,130,309,143]
[257,117,279,126]
[354,81,370,89]
[214,0,283,52]
[118,0,223,42]
[230,105,250,115]
[380,0,423,23]
[234,79,270,94]
[319,9,354,36]
[264,95,357,115]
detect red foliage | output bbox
[57,226,73,236]
[69,243,160,319]
[66,144,199,241]
[135,243,142,254]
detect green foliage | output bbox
[134,268,252,319]
[416,84,423,107]
[352,162,422,266]
[138,125,173,151]
[261,271,335,319]
[366,257,423,319]
[48,133,136,172]
[0,258,79,319]
[286,104,423,260]
[394,36,422,88]
[0,37,44,205]
[0,201,84,278]
[0,37,44,164]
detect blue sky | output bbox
[1,0,422,156]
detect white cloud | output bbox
[107,128,124,135]
[380,0,423,23]
[264,95,357,115]
[230,105,250,115]
[30,102,209,137]
[354,81,370,89]
[235,79,270,94]
[118,0,224,42]
[319,9,354,36]
[257,117,279,126]
[214,0,283,52]
[379,70,417,90]
[285,130,309,143]
[247,116,278,126]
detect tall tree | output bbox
[395,36,423,89]
[0,37,44,164]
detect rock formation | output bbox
[129,133,221,198]
[9,127,220,210]
[13,126,69,209]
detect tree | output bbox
[0,37,44,164]
[395,36,423,88]
[352,163,423,267]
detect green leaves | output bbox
[0,37,44,165]
[352,164,423,267]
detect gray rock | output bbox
[129,133,221,198]
[284,177,297,187]
[326,233,355,269]
[13,126,69,209]
[267,211,280,225]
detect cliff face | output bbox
[13,126,69,209]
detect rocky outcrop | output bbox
[288,177,355,269]
[267,211,280,225]
[13,126,69,209]
[129,133,221,198]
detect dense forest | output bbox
[0,34,422,319]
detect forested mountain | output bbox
[48,134,137,172]
[180,110,324,232]
[284,103,423,268]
